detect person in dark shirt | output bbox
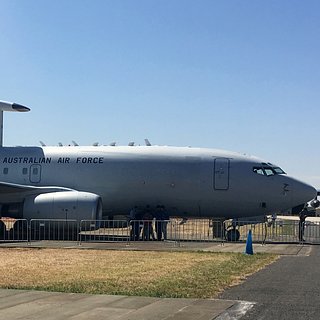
[299,207,308,242]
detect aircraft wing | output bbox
[0,181,74,203]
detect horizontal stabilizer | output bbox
[0,100,31,147]
[0,101,30,112]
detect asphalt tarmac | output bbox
[220,245,320,319]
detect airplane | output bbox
[0,100,317,241]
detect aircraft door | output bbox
[29,164,42,183]
[214,158,229,190]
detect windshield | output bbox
[253,163,286,176]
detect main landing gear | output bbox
[211,218,241,241]
[226,226,240,242]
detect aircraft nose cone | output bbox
[291,179,317,206]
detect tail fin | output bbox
[0,101,30,146]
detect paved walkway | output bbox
[0,289,252,320]
[0,240,312,256]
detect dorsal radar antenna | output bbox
[0,101,30,147]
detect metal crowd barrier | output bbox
[223,219,301,243]
[29,219,78,241]
[171,219,224,242]
[0,217,316,244]
[0,219,28,242]
[79,219,211,243]
[126,220,171,242]
[301,220,320,244]
[79,220,130,243]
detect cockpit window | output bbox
[272,167,285,174]
[264,168,274,176]
[253,163,286,176]
[253,167,265,175]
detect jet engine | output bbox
[23,191,103,221]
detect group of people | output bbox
[129,205,169,241]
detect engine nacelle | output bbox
[23,191,102,221]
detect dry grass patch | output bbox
[0,248,278,298]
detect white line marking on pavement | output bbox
[215,301,255,320]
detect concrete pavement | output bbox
[0,289,252,320]
[0,240,312,256]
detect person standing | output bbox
[142,206,155,241]
[129,206,143,241]
[155,206,162,241]
[299,206,308,242]
[160,206,169,240]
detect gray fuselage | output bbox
[0,145,315,219]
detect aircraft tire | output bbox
[226,229,240,242]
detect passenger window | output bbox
[22,168,28,175]
[3,168,8,175]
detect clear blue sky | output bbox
[0,0,320,187]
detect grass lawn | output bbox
[0,248,278,298]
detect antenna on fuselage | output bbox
[144,138,151,146]
[0,101,30,147]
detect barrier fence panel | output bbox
[77,219,314,244]
[0,217,319,244]
[303,221,320,244]
[223,220,300,243]
[116,219,225,243]
[169,219,199,242]
[129,220,151,241]
[79,220,179,243]
[80,220,130,243]
[30,219,78,241]
[226,220,268,243]
[264,220,299,243]
[129,220,171,242]
[165,219,224,242]
[0,219,28,242]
